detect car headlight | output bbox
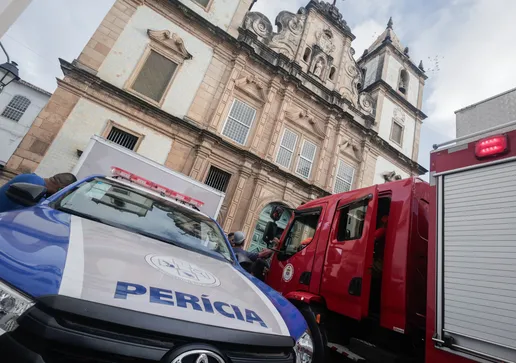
[294,330,313,363]
[0,281,34,335]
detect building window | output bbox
[296,139,317,179]
[205,166,231,193]
[106,126,140,150]
[131,50,178,103]
[1,95,31,122]
[329,67,336,81]
[390,121,404,146]
[222,99,257,145]
[398,69,409,95]
[192,0,211,8]
[334,160,355,194]
[276,128,298,169]
[303,47,312,63]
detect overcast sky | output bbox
[2,0,515,174]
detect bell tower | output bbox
[357,18,428,162]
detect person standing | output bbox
[0,172,77,213]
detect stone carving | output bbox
[235,75,268,102]
[147,29,192,60]
[359,92,375,116]
[242,12,273,41]
[316,28,336,54]
[268,9,307,59]
[393,107,406,122]
[306,1,352,34]
[313,58,324,78]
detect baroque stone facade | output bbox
[6,0,426,250]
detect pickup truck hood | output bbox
[0,208,291,337]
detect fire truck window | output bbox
[281,213,320,257]
[337,201,368,241]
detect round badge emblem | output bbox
[282,263,294,282]
[145,254,220,287]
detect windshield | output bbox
[53,178,233,262]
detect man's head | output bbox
[228,232,234,244]
[232,231,245,247]
[44,173,77,195]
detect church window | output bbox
[296,139,317,179]
[276,128,298,169]
[205,166,231,193]
[1,95,31,122]
[398,69,409,95]
[103,121,143,151]
[130,50,178,103]
[390,121,404,146]
[191,0,211,8]
[329,67,337,81]
[303,47,312,63]
[334,159,355,194]
[222,98,257,145]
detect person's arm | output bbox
[247,251,259,262]
[258,249,273,259]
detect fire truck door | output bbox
[320,186,379,320]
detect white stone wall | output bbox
[36,98,173,177]
[373,155,410,185]
[0,81,50,165]
[97,6,213,119]
[178,0,240,33]
[385,54,419,107]
[378,96,415,158]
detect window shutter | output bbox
[222,99,256,145]
[131,50,178,102]
[296,140,317,179]
[1,95,31,122]
[276,128,298,168]
[334,160,355,193]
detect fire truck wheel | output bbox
[299,304,328,363]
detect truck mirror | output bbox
[269,205,285,222]
[6,183,47,207]
[263,221,277,245]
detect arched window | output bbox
[1,95,31,122]
[398,69,409,95]
[329,66,337,81]
[303,47,312,63]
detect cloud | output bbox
[1,0,115,92]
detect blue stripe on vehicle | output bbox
[0,206,71,297]
[239,268,308,340]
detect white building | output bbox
[456,86,516,138]
[0,79,51,166]
[0,0,32,38]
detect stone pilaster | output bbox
[325,120,345,191]
[265,85,294,161]
[412,119,422,162]
[208,54,247,133]
[250,78,281,154]
[359,142,380,187]
[189,140,213,180]
[223,163,253,232]
[76,0,141,73]
[314,114,336,189]
[242,171,269,238]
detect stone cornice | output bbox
[364,79,428,120]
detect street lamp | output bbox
[0,42,20,93]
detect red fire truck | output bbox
[263,121,516,362]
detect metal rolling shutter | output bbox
[442,160,516,361]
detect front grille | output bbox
[11,305,294,363]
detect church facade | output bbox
[6,0,427,251]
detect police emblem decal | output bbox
[282,263,294,282]
[145,255,220,287]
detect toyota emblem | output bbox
[170,349,226,363]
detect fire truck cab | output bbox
[265,120,516,363]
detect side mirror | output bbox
[6,183,47,207]
[263,221,277,245]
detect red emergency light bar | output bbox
[475,134,508,158]
[110,167,205,209]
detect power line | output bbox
[2,34,58,66]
